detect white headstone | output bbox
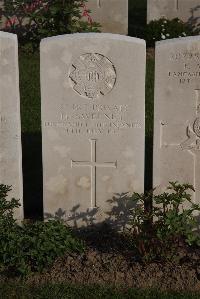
[154,36,200,206]
[0,31,23,219]
[0,1,6,28]
[147,0,200,26]
[85,0,128,35]
[41,33,145,227]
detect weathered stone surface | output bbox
[0,32,23,219]
[85,0,128,34]
[41,33,145,227]
[147,0,200,26]
[153,36,200,206]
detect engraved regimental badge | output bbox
[69,53,116,99]
[181,117,200,151]
[193,117,200,138]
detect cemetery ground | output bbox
[1,50,200,299]
[3,1,200,298]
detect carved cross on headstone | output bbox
[71,139,117,209]
[97,0,101,8]
[175,0,179,10]
[160,89,200,202]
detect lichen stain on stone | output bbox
[166,86,172,97]
[122,147,134,159]
[107,185,114,194]
[1,58,9,66]
[46,174,68,195]
[57,166,66,174]
[54,145,70,158]
[123,163,136,176]
[102,175,111,182]
[129,179,140,193]
[76,176,91,189]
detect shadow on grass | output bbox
[22,132,43,220]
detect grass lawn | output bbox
[1,283,200,299]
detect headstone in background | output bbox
[147,0,200,27]
[153,36,200,207]
[0,1,6,29]
[0,0,128,33]
[0,31,23,219]
[41,33,145,228]
[85,0,128,35]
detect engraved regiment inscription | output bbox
[168,51,200,85]
[45,103,141,135]
[69,53,116,99]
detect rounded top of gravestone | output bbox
[0,31,17,40]
[156,36,200,47]
[40,33,146,46]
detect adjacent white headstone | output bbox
[85,0,128,35]
[0,1,6,29]
[147,0,200,26]
[153,36,200,206]
[0,31,23,219]
[41,33,145,227]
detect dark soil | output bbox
[1,226,200,291]
[147,47,155,59]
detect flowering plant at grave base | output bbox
[145,17,198,47]
[129,182,200,262]
[0,184,84,276]
[0,0,100,52]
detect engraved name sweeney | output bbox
[44,103,142,134]
[69,53,116,99]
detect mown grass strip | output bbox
[1,283,200,299]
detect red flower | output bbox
[81,0,93,25]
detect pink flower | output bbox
[81,0,93,25]
[4,16,17,27]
